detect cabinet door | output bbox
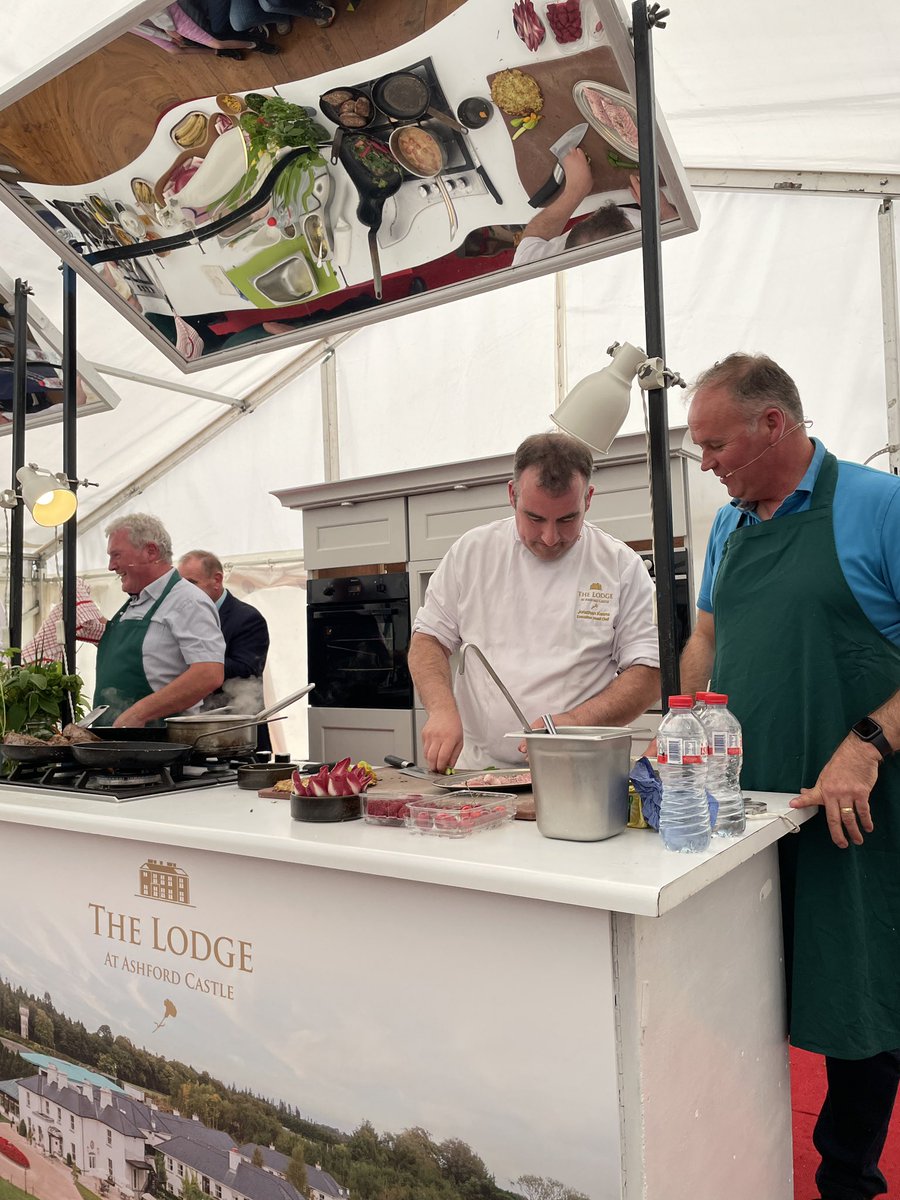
[587,461,688,543]
[408,483,510,561]
[303,498,408,571]
[308,706,414,763]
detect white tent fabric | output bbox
[0,1,898,756]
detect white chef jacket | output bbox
[412,517,659,768]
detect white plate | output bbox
[572,80,640,161]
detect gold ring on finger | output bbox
[840,806,854,814]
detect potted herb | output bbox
[0,653,85,738]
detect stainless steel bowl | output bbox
[518,727,634,841]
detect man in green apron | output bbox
[678,353,900,1200]
[95,514,225,727]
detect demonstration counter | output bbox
[0,785,810,1199]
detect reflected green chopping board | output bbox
[226,233,340,309]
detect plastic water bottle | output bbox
[657,695,711,853]
[692,691,710,721]
[701,693,745,837]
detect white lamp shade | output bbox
[551,341,647,453]
[17,465,77,527]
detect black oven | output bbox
[307,573,413,709]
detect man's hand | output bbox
[113,705,148,729]
[560,147,593,197]
[422,708,464,774]
[789,736,881,848]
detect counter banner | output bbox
[0,823,621,1200]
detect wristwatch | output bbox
[850,716,894,760]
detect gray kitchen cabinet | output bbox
[407,482,510,560]
[586,458,689,542]
[308,706,415,763]
[302,496,408,572]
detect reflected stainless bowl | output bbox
[253,255,316,304]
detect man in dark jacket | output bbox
[178,550,271,747]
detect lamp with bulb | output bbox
[0,463,78,527]
[551,341,685,453]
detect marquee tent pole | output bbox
[633,0,681,702]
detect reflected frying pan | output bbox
[319,86,377,166]
[0,742,74,766]
[372,71,467,135]
[338,133,403,301]
[388,125,457,240]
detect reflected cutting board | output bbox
[487,46,636,203]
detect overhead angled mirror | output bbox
[0,0,698,371]
[0,267,121,432]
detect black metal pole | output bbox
[62,264,78,703]
[8,280,30,664]
[632,1,680,703]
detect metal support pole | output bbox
[62,265,79,696]
[877,199,900,475]
[632,0,680,702]
[8,280,30,663]
[321,348,340,482]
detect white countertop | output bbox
[0,783,811,917]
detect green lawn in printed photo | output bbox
[76,1183,104,1200]
[0,1177,30,1200]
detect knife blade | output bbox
[527,121,590,209]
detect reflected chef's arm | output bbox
[791,687,900,849]
[113,662,225,728]
[408,632,464,772]
[679,609,716,699]
[520,148,594,243]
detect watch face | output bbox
[855,717,881,739]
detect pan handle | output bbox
[331,127,344,166]
[425,105,467,134]
[367,227,383,300]
[433,175,458,240]
[190,715,288,745]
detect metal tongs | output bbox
[458,642,533,736]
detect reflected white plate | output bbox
[572,80,639,161]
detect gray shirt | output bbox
[116,568,225,711]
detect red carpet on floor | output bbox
[791,1046,900,1197]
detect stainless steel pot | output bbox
[165,683,314,754]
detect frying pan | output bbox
[319,87,377,166]
[337,133,403,301]
[388,125,457,239]
[0,742,75,766]
[71,718,278,771]
[372,71,467,135]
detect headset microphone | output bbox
[722,418,812,479]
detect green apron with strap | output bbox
[94,571,182,726]
[711,451,900,1058]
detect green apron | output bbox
[94,571,182,726]
[711,451,900,1058]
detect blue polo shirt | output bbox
[697,439,900,645]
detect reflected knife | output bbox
[527,121,589,209]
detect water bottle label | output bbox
[658,736,705,765]
[710,732,742,756]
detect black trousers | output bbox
[814,1049,900,1199]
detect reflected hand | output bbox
[561,147,593,198]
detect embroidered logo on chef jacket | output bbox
[576,581,614,622]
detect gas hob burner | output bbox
[83,770,167,790]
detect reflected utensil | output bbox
[458,642,532,736]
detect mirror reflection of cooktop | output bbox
[348,57,488,246]
[0,763,238,803]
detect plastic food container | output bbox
[405,792,517,838]
[362,792,422,827]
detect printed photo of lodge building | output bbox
[0,1061,346,1200]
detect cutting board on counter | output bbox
[225,233,340,309]
[488,47,639,203]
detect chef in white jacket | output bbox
[409,432,660,771]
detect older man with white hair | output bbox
[95,513,225,727]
